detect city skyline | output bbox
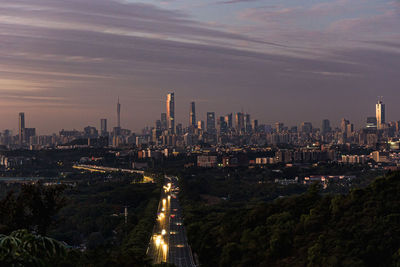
[6,95,394,136]
[0,0,399,133]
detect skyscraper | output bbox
[322,119,331,134]
[206,112,216,134]
[117,97,121,128]
[166,93,175,134]
[161,113,167,131]
[100,119,108,136]
[376,98,385,130]
[225,113,233,129]
[18,112,25,146]
[245,114,251,133]
[235,112,244,133]
[300,122,313,134]
[189,102,196,127]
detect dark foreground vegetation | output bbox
[181,171,400,267]
[0,177,160,266]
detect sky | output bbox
[0,0,399,134]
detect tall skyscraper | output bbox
[235,112,245,132]
[245,114,251,133]
[218,116,227,135]
[166,93,175,134]
[206,112,216,134]
[117,97,121,128]
[189,102,196,127]
[161,113,167,131]
[376,98,385,130]
[100,119,108,136]
[18,112,25,145]
[225,113,233,129]
[322,119,331,134]
[252,119,258,133]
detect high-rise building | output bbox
[25,128,36,144]
[206,112,216,134]
[225,113,233,129]
[275,122,284,133]
[366,117,377,129]
[245,114,251,133]
[176,123,183,135]
[322,119,331,134]
[161,113,167,131]
[117,97,121,128]
[252,119,258,133]
[235,112,245,132]
[376,98,385,130]
[100,119,108,136]
[341,118,350,133]
[166,93,175,134]
[300,122,313,134]
[197,120,205,130]
[18,112,25,145]
[218,116,227,135]
[189,102,196,127]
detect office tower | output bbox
[25,128,36,144]
[235,112,245,132]
[322,119,331,134]
[396,121,400,133]
[252,119,258,133]
[366,117,377,129]
[206,112,216,134]
[300,122,313,134]
[176,123,183,135]
[189,102,196,127]
[225,113,233,129]
[117,98,121,128]
[245,114,251,133]
[198,120,205,131]
[166,93,175,134]
[161,113,167,131]
[218,116,227,135]
[341,118,350,133]
[275,122,284,133]
[347,123,354,135]
[100,119,108,136]
[376,98,385,130]
[18,112,25,145]
[156,120,162,131]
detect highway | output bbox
[147,176,196,267]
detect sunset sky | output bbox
[0,0,399,134]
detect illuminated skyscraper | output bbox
[376,98,385,130]
[189,102,196,127]
[235,112,244,132]
[225,113,232,129]
[18,112,25,145]
[166,93,175,134]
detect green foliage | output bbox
[182,172,400,267]
[0,229,67,266]
[0,184,66,235]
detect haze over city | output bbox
[0,0,399,133]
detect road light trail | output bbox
[147,176,196,267]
